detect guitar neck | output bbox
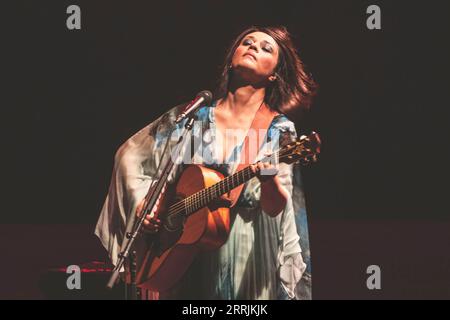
[167,165,257,217]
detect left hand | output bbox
[250,161,279,183]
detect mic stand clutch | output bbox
[106,105,202,291]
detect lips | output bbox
[243,52,257,61]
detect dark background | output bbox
[2,0,449,299]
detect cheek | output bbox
[258,55,278,74]
[232,46,246,63]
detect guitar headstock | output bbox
[278,131,321,165]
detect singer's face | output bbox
[231,31,279,83]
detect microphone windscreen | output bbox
[198,90,213,106]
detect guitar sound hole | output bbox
[164,213,186,232]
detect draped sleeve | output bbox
[94,104,186,267]
[267,116,310,299]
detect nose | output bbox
[249,43,258,53]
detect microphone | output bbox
[175,90,213,123]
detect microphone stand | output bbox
[125,250,139,300]
[106,113,198,291]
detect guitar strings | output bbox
[165,145,303,218]
[165,148,294,218]
[166,166,254,218]
[167,152,276,216]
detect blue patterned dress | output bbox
[95,101,312,299]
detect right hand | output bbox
[136,188,166,233]
[136,195,164,234]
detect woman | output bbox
[95,26,317,300]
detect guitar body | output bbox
[137,165,231,292]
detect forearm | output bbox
[260,176,288,217]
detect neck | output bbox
[220,79,266,116]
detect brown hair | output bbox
[216,26,318,117]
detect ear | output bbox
[268,74,277,82]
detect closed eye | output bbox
[262,42,273,53]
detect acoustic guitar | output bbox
[136,132,321,291]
